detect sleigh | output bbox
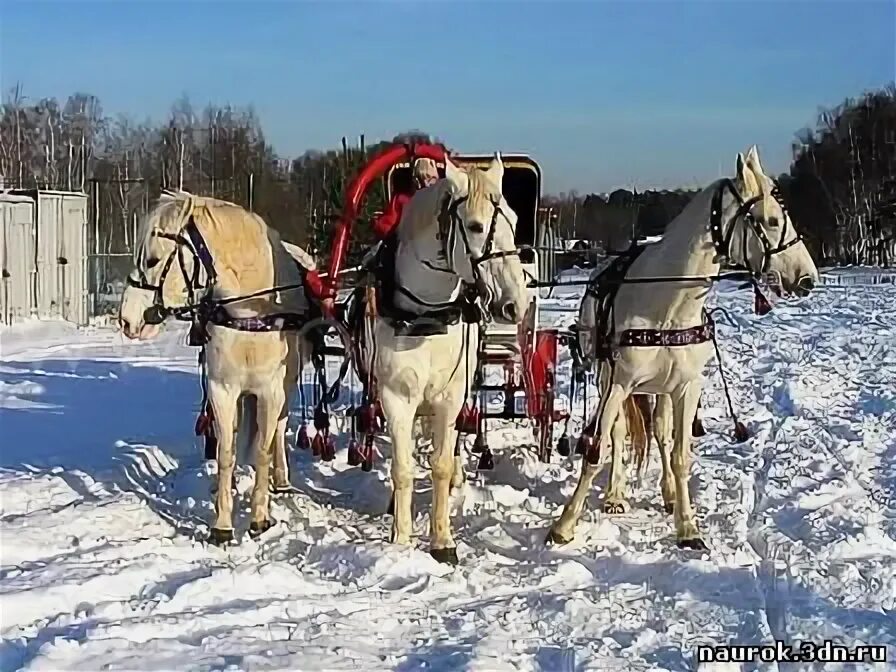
[302,142,569,466]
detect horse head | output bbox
[729,145,819,297]
[119,193,212,340]
[441,153,530,324]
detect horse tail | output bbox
[236,394,259,465]
[634,394,654,454]
[624,394,650,476]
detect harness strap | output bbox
[617,322,715,348]
[183,220,217,286]
[705,310,750,441]
[589,245,646,359]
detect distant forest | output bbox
[1,82,894,281]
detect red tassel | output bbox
[753,285,772,315]
[455,403,479,434]
[347,438,362,466]
[311,432,324,457]
[195,403,213,436]
[733,420,750,443]
[359,403,382,435]
[360,434,375,472]
[322,434,336,462]
[195,412,209,437]
[296,425,310,451]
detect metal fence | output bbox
[87,177,148,317]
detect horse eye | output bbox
[468,222,485,234]
[146,257,160,268]
[767,216,780,228]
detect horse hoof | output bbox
[248,519,275,538]
[603,500,628,514]
[545,528,572,546]
[677,537,708,552]
[271,484,294,495]
[430,547,459,565]
[207,527,234,546]
[664,503,675,515]
[389,532,412,546]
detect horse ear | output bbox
[746,145,764,176]
[485,152,505,185]
[735,152,746,179]
[444,156,468,194]
[735,151,759,195]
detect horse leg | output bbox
[451,451,466,491]
[270,412,292,493]
[603,405,630,514]
[671,381,706,550]
[381,388,418,546]
[654,393,676,514]
[635,394,654,448]
[272,336,302,493]
[249,383,285,537]
[548,382,627,544]
[429,400,459,564]
[208,382,240,545]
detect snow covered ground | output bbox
[1,267,894,671]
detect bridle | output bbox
[710,178,803,276]
[126,215,217,325]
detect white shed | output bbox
[2,189,89,326]
[0,193,37,325]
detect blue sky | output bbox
[1,0,893,193]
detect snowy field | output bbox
[1,267,895,671]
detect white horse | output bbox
[550,145,819,550]
[118,192,317,544]
[367,154,529,564]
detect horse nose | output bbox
[797,276,815,293]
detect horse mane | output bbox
[139,190,312,305]
[136,190,193,261]
[140,189,316,268]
